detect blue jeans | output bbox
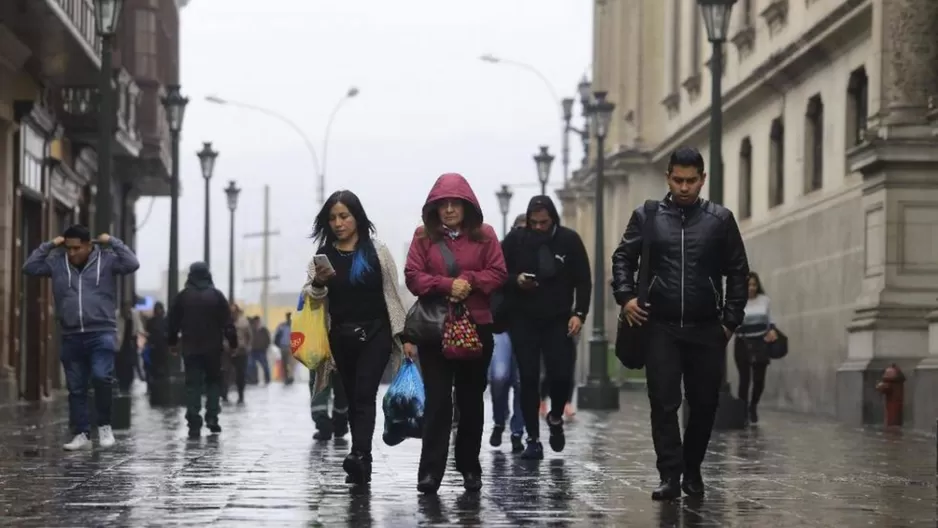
[61,331,117,435]
[488,332,524,437]
[249,348,271,384]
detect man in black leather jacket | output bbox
[611,147,750,501]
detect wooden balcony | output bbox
[56,67,143,158]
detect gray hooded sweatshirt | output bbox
[23,238,140,335]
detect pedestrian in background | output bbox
[734,271,779,425]
[167,262,237,439]
[249,316,272,385]
[273,312,294,384]
[22,225,139,451]
[404,173,507,494]
[226,303,252,404]
[304,189,408,484]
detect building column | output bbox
[835,0,938,428]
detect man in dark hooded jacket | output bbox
[168,262,237,438]
[501,195,591,460]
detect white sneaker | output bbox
[98,426,116,448]
[63,433,92,451]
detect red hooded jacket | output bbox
[404,173,507,325]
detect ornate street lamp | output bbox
[577,76,593,166]
[224,180,242,302]
[495,184,513,238]
[197,141,219,267]
[578,90,618,411]
[92,0,124,236]
[534,145,555,195]
[161,85,188,309]
[699,0,744,430]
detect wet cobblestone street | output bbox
[1,382,936,527]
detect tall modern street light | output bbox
[224,180,241,302]
[161,85,188,308]
[205,87,359,207]
[577,91,618,411]
[197,141,218,267]
[93,0,123,234]
[533,145,555,196]
[495,184,513,238]
[700,0,745,430]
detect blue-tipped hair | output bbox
[310,190,378,285]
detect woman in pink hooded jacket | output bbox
[404,173,507,494]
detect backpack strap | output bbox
[436,241,461,278]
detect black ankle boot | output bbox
[463,472,482,492]
[651,477,681,501]
[343,452,371,484]
[681,471,705,497]
[748,406,759,424]
[417,475,440,494]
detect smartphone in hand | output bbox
[313,254,335,273]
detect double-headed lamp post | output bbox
[533,145,555,196]
[578,91,618,411]
[93,0,123,234]
[495,184,513,238]
[699,0,743,430]
[224,181,241,302]
[161,86,188,308]
[197,141,218,267]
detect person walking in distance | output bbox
[404,173,507,494]
[501,196,591,460]
[611,147,750,500]
[167,262,237,438]
[273,313,294,384]
[249,317,272,385]
[734,271,779,425]
[227,303,252,404]
[304,190,409,484]
[22,225,140,450]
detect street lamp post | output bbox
[161,85,188,309]
[224,180,241,302]
[699,0,746,430]
[495,184,513,238]
[533,145,554,196]
[197,141,218,267]
[577,91,619,411]
[93,0,123,235]
[576,77,593,166]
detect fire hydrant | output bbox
[875,364,905,427]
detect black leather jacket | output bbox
[611,196,750,331]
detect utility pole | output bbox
[243,184,280,325]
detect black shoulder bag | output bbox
[403,241,460,345]
[615,200,658,370]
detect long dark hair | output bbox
[311,190,378,284]
[748,271,765,295]
[421,198,487,242]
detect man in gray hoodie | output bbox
[23,224,140,450]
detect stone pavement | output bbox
[0,382,936,527]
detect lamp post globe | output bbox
[495,184,513,237]
[225,180,241,212]
[577,75,592,103]
[698,0,737,43]
[197,141,218,180]
[561,98,575,122]
[94,0,124,36]
[591,91,615,139]
[161,85,189,134]
[533,145,554,195]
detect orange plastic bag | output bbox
[290,296,331,370]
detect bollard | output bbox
[874,363,905,427]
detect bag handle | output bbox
[436,240,461,278]
[636,200,658,307]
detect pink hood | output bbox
[422,173,483,223]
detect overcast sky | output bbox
[134,0,592,302]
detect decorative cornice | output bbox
[761,0,789,36]
[661,92,680,119]
[682,73,702,101]
[731,25,755,58]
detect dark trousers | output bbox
[734,338,769,408]
[61,331,116,435]
[225,354,247,400]
[511,316,575,439]
[330,320,392,457]
[418,325,493,482]
[249,348,271,384]
[645,320,726,479]
[183,353,223,429]
[310,369,349,432]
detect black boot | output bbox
[462,472,482,492]
[510,434,525,453]
[520,440,544,460]
[343,452,371,484]
[651,477,681,501]
[547,414,565,453]
[748,406,759,424]
[333,415,349,439]
[681,470,705,497]
[489,425,504,447]
[417,475,440,494]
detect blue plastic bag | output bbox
[382,358,425,446]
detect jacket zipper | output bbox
[647,275,658,296]
[680,210,686,327]
[77,266,85,333]
[708,277,720,310]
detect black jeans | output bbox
[227,354,247,400]
[418,324,493,482]
[645,320,727,479]
[183,353,223,428]
[330,320,392,457]
[734,338,769,408]
[511,316,575,439]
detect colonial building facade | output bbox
[0,0,179,403]
[564,0,938,430]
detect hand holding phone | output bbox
[313,255,336,282]
[517,272,538,290]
